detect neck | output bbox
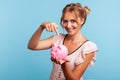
[66,32,87,42]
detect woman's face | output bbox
[62,12,83,35]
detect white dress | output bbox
[50,34,98,80]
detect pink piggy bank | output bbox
[50,44,68,62]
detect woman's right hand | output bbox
[41,22,59,34]
[28,22,59,50]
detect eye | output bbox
[62,20,67,24]
[71,19,76,23]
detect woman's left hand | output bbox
[51,57,69,65]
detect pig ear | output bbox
[57,45,61,50]
[52,43,56,47]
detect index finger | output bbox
[55,28,59,36]
[53,23,59,36]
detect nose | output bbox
[67,22,71,28]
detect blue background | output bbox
[0,0,120,80]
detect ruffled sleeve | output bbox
[75,41,98,67]
[53,33,65,45]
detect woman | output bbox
[28,3,98,80]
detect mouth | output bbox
[66,29,74,33]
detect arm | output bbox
[61,52,94,80]
[28,22,58,50]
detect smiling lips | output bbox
[66,28,74,33]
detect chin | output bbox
[67,32,75,36]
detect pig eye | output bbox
[55,50,57,53]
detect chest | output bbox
[64,42,82,55]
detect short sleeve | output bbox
[53,33,65,45]
[75,41,98,67]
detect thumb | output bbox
[65,57,70,62]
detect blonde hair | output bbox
[60,3,90,27]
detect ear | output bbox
[79,18,85,25]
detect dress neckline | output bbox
[62,34,89,55]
